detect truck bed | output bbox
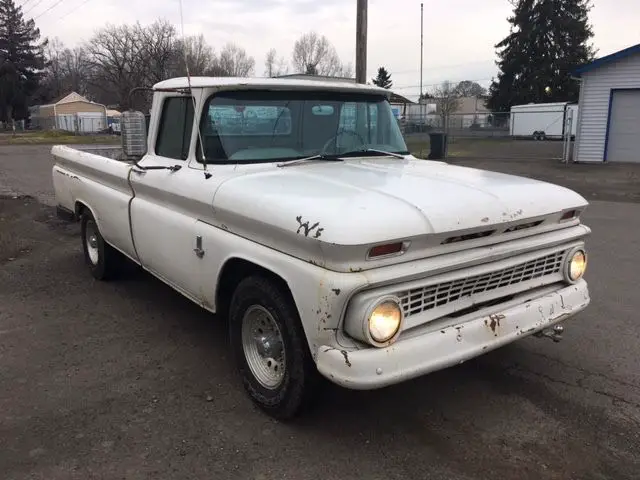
[73,145,131,162]
[51,144,138,259]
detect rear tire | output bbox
[80,210,122,281]
[229,275,319,420]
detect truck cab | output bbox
[52,77,591,419]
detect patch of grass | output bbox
[0,131,120,145]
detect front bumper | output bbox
[316,280,590,390]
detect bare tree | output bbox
[84,21,180,108]
[264,48,288,77]
[215,43,255,77]
[137,20,178,85]
[173,34,217,76]
[453,80,487,97]
[291,31,350,77]
[41,38,91,101]
[43,38,66,98]
[431,81,461,129]
[60,47,91,96]
[84,23,147,108]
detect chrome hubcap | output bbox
[85,221,99,265]
[241,305,285,389]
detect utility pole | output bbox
[420,3,424,100]
[356,0,368,83]
[420,2,424,123]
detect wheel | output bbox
[229,275,319,420]
[80,210,122,280]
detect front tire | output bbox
[80,210,122,281]
[229,275,319,420]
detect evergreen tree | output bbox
[487,0,596,112]
[371,66,392,89]
[0,0,47,122]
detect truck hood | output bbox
[211,157,588,269]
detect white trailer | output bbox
[510,102,578,140]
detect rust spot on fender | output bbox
[324,347,351,367]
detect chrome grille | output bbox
[398,251,565,318]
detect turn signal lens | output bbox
[368,242,404,259]
[368,300,402,343]
[560,209,579,221]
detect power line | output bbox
[389,59,496,77]
[58,0,93,20]
[23,0,46,15]
[392,77,495,91]
[20,0,35,8]
[34,0,66,20]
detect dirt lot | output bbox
[405,135,567,161]
[1,145,640,479]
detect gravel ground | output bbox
[1,145,639,479]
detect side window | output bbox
[155,97,194,160]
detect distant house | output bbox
[443,96,490,129]
[29,92,108,133]
[572,43,640,163]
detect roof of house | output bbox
[153,76,390,96]
[573,43,640,76]
[34,92,105,109]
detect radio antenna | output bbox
[179,0,211,179]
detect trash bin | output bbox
[428,132,448,160]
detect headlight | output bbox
[566,249,587,282]
[367,298,403,345]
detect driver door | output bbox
[129,94,207,299]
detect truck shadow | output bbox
[101,263,634,480]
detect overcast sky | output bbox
[24,0,640,100]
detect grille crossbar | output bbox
[398,251,565,318]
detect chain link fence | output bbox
[1,115,119,136]
[400,107,576,162]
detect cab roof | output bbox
[153,76,391,97]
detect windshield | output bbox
[196,90,409,164]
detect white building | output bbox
[573,43,640,163]
[29,92,108,133]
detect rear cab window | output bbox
[155,96,195,160]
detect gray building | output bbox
[573,43,640,163]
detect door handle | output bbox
[194,235,205,258]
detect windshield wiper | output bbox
[277,154,344,168]
[339,148,407,159]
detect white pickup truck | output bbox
[52,77,591,419]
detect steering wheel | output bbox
[320,128,366,155]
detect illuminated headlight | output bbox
[366,297,403,346]
[565,249,587,282]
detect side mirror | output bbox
[121,110,148,158]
